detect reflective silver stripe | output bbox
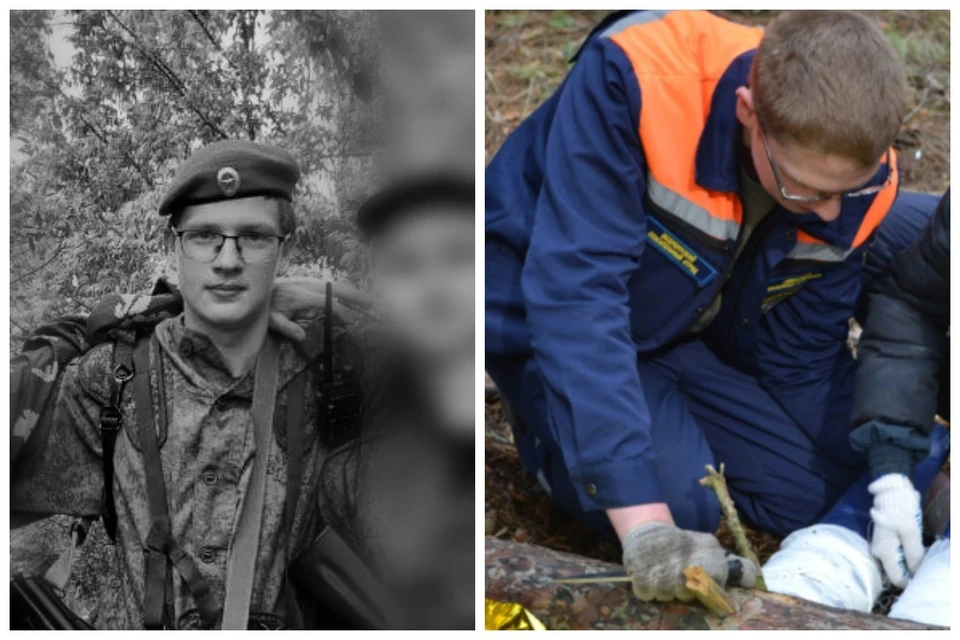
[647,175,740,241]
[600,10,672,38]
[786,241,854,263]
[536,469,553,497]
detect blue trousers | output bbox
[487,191,939,542]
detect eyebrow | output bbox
[780,156,884,197]
[777,164,835,196]
[180,222,280,234]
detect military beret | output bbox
[356,173,474,240]
[158,140,300,216]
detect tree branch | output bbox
[186,10,245,78]
[700,464,766,590]
[76,111,154,187]
[186,10,221,50]
[11,240,85,286]
[104,11,229,139]
[684,565,736,617]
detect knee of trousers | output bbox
[762,524,882,613]
[665,477,722,534]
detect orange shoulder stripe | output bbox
[610,11,762,228]
[795,147,899,249]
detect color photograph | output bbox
[484,9,950,630]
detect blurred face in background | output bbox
[172,197,286,336]
[367,204,474,362]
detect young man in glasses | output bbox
[485,10,941,605]
[11,141,349,629]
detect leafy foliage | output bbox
[10,10,380,348]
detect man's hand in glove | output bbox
[622,522,758,602]
[868,473,924,588]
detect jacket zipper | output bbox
[724,209,786,349]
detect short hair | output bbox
[751,11,909,167]
[167,196,297,236]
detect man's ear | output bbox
[735,86,757,131]
[162,225,176,252]
[275,235,295,276]
[162,227,179,275]
[163,241,179,276]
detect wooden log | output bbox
[485,538,941,630]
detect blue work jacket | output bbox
[485,10,900,511]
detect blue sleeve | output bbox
[520,40,662,512]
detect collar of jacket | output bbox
[693,48,891,252]
[158,316,312,394]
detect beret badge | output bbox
[217,167,241,197]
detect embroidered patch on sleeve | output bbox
[645,217,718,288]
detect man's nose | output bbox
[809,197,842,223]
[213,237,244,269]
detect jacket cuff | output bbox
[572,457,663,512]
[867,443,915,480]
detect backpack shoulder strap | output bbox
[280,354,310,628]
[283,370,308,540]
[133,335,170,629]
[99,332,135,543]
[133,336,217,629]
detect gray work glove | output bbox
[622,522,758,602]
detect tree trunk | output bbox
[485,537,940,630]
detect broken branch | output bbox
[700,463,766,590]
[684,565,736,617]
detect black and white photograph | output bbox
[8,9,475,630]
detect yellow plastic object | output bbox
[485,598,547,630]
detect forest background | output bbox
[10,10,475,350]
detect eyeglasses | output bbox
[173,228,287,263]
[758,123,893,203]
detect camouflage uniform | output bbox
[11,301,336,628]
[11,141,363,629]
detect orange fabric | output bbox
[610,11,763,226]
[795,147,899,249]
[853,147,899,248]
[611,11,897,251]
[795,231,825,246]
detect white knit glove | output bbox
[868,474,924,588]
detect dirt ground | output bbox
[484,8,950,594]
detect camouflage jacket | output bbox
[11,290,357,629]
